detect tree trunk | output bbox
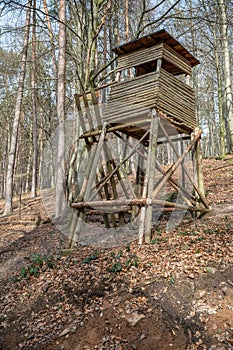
[31,0,38,198]
[3,0,32,216]
[218,0,233,151]
[213,29,225,158]
[43,0,57,79]
[125,0,129,41]
[55,0,66,218]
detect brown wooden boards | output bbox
[116,42,192,75]
[113,29,199,68]
[104,69,196,135]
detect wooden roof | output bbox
[113,29,200,68]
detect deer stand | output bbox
[69,30,210,247]
[69,98,209,247]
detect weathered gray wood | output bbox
[115,42,192,75]
[156,58,162,72]
[68,142,98,247]
[80,119,151,138]
[104,69,196,133]
[138,110,158,244]
[71,198,210,213]
[69,126,107,246]
[92,92,134,226]
[90,87,102,126]
[151,129,202,200]
[192,128,207,214]
[113,130,195,206]
[116,44,163,71]
[159,119,205,207]
[96,165,112,227]
[144,109,159,243]
[162,42,192,75]
[88,130,149,202]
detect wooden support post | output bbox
[116,71,121,82]
[90,88,124,226]
[98,164,116,227]
[151,129,202,201]
[85,124,106,197]
[144,109,159,243]
[159,120,203,205]
[156,58,162,72]
[74,94,92,150]
[195,129,205,197]
[139,109,159,244]
[68,126,106,246]
[185,74,190,86]
[193,128,207,215]
[68,143,98,247]
[88,130,149,202]
[180,139,186,189]
[114,130,195,206]
[135,144,145,198]
[90,87,102,126]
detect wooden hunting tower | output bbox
[70,29,209,246]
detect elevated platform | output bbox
[104,69,196,139]
[69,30,208,247]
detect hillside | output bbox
[0,156,233,350]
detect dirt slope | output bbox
[0,156,233,350]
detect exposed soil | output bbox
[0,156,233,350]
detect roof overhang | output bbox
[113,29,200,68]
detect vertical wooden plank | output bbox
[195,131,205,197]
[144,109,159,243]
[69,125,106,246]
[84,124,106,200]
[89,92,122,226]
[97,161,117,227]
[156,58,162,72]
[193,128,206,208]
[135,144,145,197]
[139,109,159,244]
[68,142,98,247]
[180,139,186,189]
[151,129,202,200]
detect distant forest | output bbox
[0,0,232,215]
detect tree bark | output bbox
[3,0,32,215]
[218,0,233,151]
[213,28,225,158]
[55,0,66,218]
[43,0,57,79]
[31,0,38,198]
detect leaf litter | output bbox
[0,156,233,350]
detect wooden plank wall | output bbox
[104,71,160,125]
[116,42,191,75]
[116,44,163,71]
[157,69,196,130]
[104,69,196,132]
[162,43,192,75]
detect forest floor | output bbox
[0,156,233,350]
